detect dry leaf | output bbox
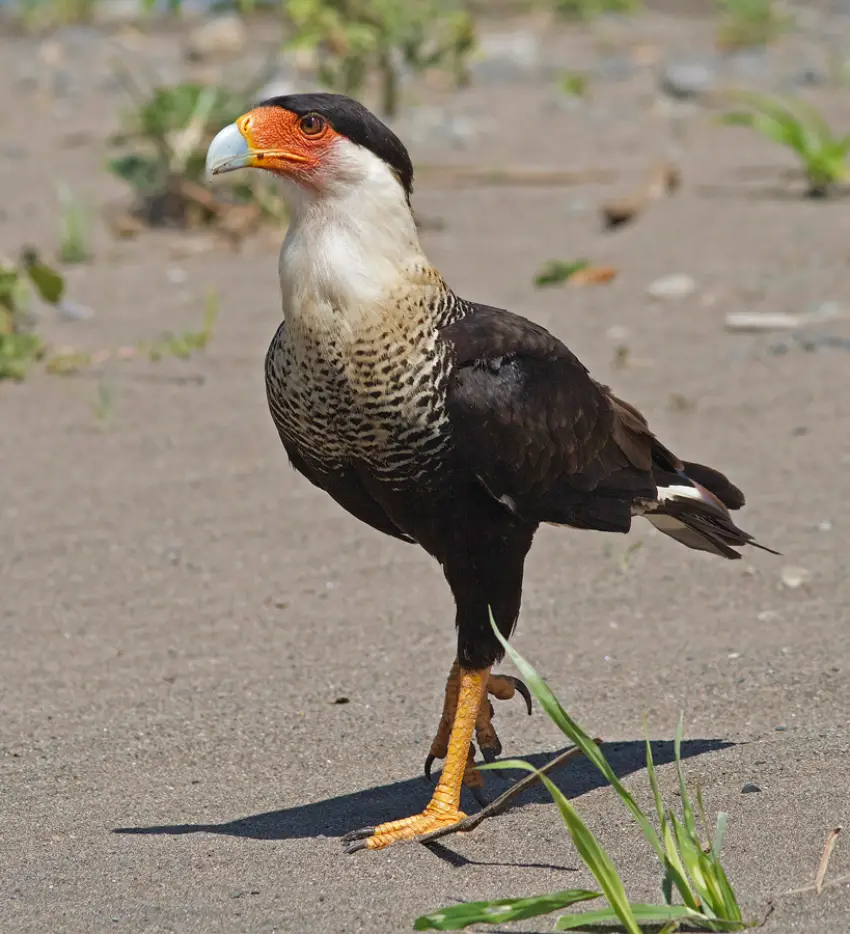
[569,265,618,286]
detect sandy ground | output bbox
[2,7,850,933]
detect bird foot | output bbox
[343,665,492,854]
[342,801,467,853]
[424,666,532,791]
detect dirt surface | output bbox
[2,8,850,934]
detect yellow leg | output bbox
[425,662,532,791]
[343,666,490,852]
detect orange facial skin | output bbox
[235,106,340,186]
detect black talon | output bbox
[424,753,438,781]
[481,747,498,764]
[470,784,490,808]
[507,676,533,715]
[344,839,370,855]
[342,826,376,843]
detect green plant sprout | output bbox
[92,377,115,430]
[284,0,476,117]
[534,259,591,287]
[0,251,65,382]
[560,70,590,98]
[57,183,91,264]
[721,92,850,197]
[413,615,753,932]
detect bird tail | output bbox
[639,461,779,559]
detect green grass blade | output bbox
[555,902,709,930]
[784,96,836,146]
[695,783,713,843]
[712,859,743,922]
[484,759,641,934]
[661,817,700,911]
[722,93,808,152]
[720,110,760,128]
[696,796,739,918]
[673,713,697,835]
[413,889,600,931]
[646,728,686,907]
[489,614,665,857]
[644,729,665,826]
[671,813,710,899]
[489,614,703,911]
[712,812,728,859]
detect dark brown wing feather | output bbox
[441,303,666,531]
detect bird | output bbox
[205,92,776,853]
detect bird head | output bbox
[205,93,414,206]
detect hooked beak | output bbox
[206,115,312,181]
[206,122,255,179]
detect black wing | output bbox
[440,303,680,532]
[280,440,415,543]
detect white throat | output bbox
[276,140,427,332]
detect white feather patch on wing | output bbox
[655,484,704,502]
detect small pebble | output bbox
[741,782,762,794]
[162,547,182,565]
[646,273,696,300]
[660,61,716,99]
[780,566,811,589]
[725,312,803,332]
[166,267,187,285]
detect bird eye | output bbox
[299,113,327,137]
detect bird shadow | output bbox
[113,738,733,844]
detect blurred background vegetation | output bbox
[2,0,849,384]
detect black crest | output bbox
[260,92,414,202]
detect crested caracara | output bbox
[206,93,775,852]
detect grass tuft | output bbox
[413,614,754,932]
[107,71,287,236]
[721,91,850,197]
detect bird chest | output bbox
[266,323,450,475]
